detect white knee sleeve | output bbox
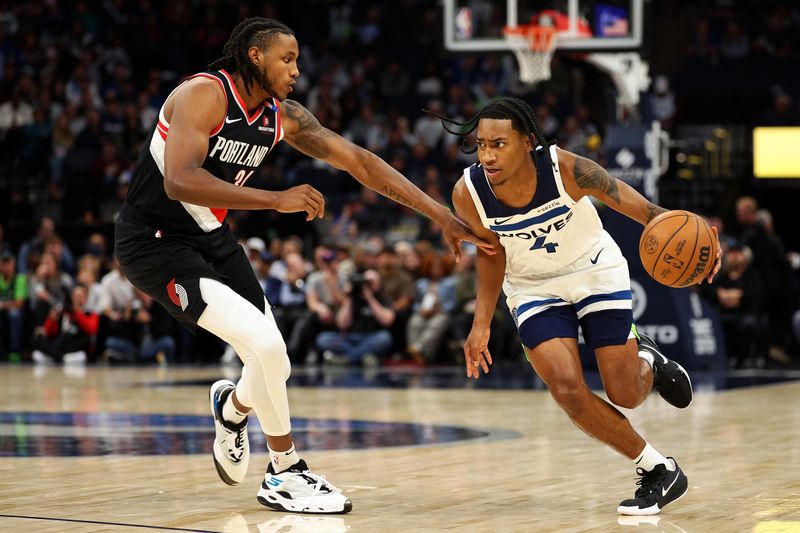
[197,278,292,435]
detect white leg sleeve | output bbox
[197,278,292,436]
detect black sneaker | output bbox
[639,333,693,408]
[617,458,688,515]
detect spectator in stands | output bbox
[17,216,76,275]
[31,284,98,365]
[28,251,72,328]
[710,242,768,368]
[76,254,102,313]
[132,289,177,365]
[376,246,416,352]
[317,269,394,366]
[302,247,345,356]
[98,257,136,362]
[271,252,309,360]
[719,19,750,59]
[737,197,794,363]
[0,249,27,361]
[406,255,456,363]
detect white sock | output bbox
[222,391,248,424]
[638,348,654,368]
[269,444,300,473]
[634,443,674,471]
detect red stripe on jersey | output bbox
[273,98,283,143]
[157,128,167,141]
[219,69,264,124]
[210,207,227,223]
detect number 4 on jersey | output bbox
[530,236,558,253]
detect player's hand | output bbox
[274,185,325,221]
[705,225,722,284]
[464,327,493,379]
[441,212,495,263]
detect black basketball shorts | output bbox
[114,204,266,332]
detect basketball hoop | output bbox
[503,25,557,85]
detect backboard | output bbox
[444,0,644,52]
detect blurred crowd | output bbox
[1,1,799,367]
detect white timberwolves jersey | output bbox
[464,145,606,280]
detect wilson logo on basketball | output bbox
[680,246,711,286]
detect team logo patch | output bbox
[167,278,189,311]
[258,115,275,134]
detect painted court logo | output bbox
[167,278,189,311]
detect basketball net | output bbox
[503,25,557,85]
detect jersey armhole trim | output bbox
[159,73,227,137]
[550,145,577,206]
[273,98,284,144]
[462,167,490,227]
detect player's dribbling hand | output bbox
[442,213,495,263]
[464,327,493,379]
[706,225,723,284]
[275,184,326,221]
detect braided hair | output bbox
[428,97,553,167]
[208,18,294,96]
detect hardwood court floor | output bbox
[1,364,800,532]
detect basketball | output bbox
[639,210,717,288]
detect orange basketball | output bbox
[639,210,717,288]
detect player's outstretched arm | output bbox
[557,148,666,226]
[279,99,494,261]
[558,148,722,282]
[162,79,324,220]
[452,178,504,379]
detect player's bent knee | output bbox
[606,387,642,409]
[549,379,590,415]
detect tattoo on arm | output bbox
[573,156,621,204]
[646,202,668,223]
[381,186,420,211]
[282,100,335,159]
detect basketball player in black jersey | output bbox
[115,18,492,514]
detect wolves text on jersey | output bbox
[209,135,270,167]
[494,210,574,253]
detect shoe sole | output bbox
[257,493,353,514]
[209,379,241,486]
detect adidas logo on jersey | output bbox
[209,135,270,167]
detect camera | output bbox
[349,273,368,287]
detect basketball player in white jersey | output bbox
[440,97,721,515]
[115,18,491,514]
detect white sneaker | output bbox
[32,350,54,365]
[257,459,352,514]
[209,379,249,485]
[63,350,87,365]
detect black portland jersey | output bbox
[126,69,284,234]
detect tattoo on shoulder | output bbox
[646,203,668,223]
[282,99,334,159]
[573,156,621,204]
